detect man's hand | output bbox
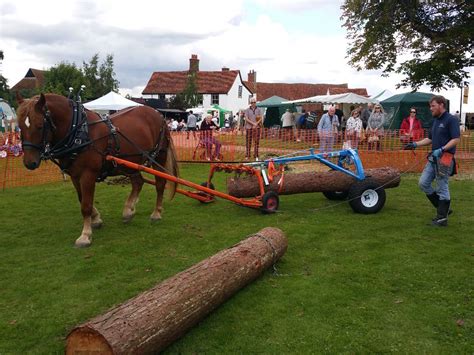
[432,148,443,158]
[404,142,417,150]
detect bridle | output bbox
[21,105,57,159]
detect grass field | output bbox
[0,163,473,353]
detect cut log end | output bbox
[66,327,113,355]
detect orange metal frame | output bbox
[106,156,265,209]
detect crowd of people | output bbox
[164,99,437,159]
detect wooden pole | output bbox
[227,167,401,198]
[66,227,288,354]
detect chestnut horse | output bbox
[16,93,178,247]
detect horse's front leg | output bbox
[72,175,102,229]
[123,174,144,223]
[75,172,98,248]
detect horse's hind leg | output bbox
[123,173,144,223]
[150,176,166,222]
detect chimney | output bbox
[247,70,256,84]
[189,54,199,73]
[222,67,230,71]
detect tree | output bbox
[0,49,11,101]
[82,53,101,99]
[181,73,201,108]
[98,54,119,95]
[341,0,474,90]
[43,62,85,96]
[83,53,119,99]
[168,94,187,110]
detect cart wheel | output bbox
[198,182,215,203]
[348,178,386,214]
[323,191,349,200]
[261,191,279,214]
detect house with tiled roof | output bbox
[142,55,253,115]
[243,70,367,102]
[11,68,47,92]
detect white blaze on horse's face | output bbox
[25,116,31,128]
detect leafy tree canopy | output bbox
[44,54,119,100]
[341,0,474,90]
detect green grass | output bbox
[0,164,473,354]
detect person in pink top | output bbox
[400,107,423,144]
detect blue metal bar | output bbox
[261,148,365,181]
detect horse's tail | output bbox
[165,132,179,199]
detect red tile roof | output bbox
[243,82,368,101]
[328,87,368,96]
[11,68,47,92]
[143,70,251,95]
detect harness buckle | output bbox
[74,138,82,145]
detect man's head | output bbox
[429,95,447,117]
[249,97,256,106]
[189,110,193,114]
[368,103,374,110]
[328,106,336,116]
[205,113,213,122]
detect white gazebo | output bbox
[84,91,142,114]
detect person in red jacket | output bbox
[400,107,423,143]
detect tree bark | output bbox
[66,227,288,354]
[227,167,400,198]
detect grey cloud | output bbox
[0,2,16,16]
[1,17,225,88]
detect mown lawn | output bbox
[0,163,473,354]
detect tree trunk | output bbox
[227,167,400,198]
[66,227,288,354]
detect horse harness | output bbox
[23,99,168,179]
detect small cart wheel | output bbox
[323,191,349,200]
[261,191,279,214]
[198,182,215,203]
[348,178,386,214]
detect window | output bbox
[238,85,243,98]
[198,95,203,105]
[211,94,219,105]
[159,94,165,100]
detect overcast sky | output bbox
[1,0,472,112]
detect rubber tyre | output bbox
[198,182,215,203]
[323,190,349,200]
[261,191,279,214]
[348,178,386,214]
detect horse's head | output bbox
[16,93,52,170]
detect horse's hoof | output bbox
[74,238,92,248]
[122,215,134,224]
[150,216,162,223]
[92,220,103,229]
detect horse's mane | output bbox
[17,95,40,119]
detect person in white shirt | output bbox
[344,109,363,149]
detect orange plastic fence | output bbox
[1,129,473,190]
[172,128,474,175]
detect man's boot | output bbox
[426,193,453,219]
[432,200,450,227]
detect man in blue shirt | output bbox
[404,95,460,226]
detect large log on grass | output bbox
[66,227,288,354]
[227,167,400,198]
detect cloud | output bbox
[1,0,472,112]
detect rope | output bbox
[252,232,290,277]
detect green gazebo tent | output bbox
[209,104,231,127]
[381,92,449,129]
[256,96,296,128]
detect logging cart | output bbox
[106,148,393,215]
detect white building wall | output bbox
[219,76,253,114]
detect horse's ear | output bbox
[35,93,46,112]
[16,91,24,104]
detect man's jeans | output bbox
[419,161,450,200]
[319,132,334,152]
